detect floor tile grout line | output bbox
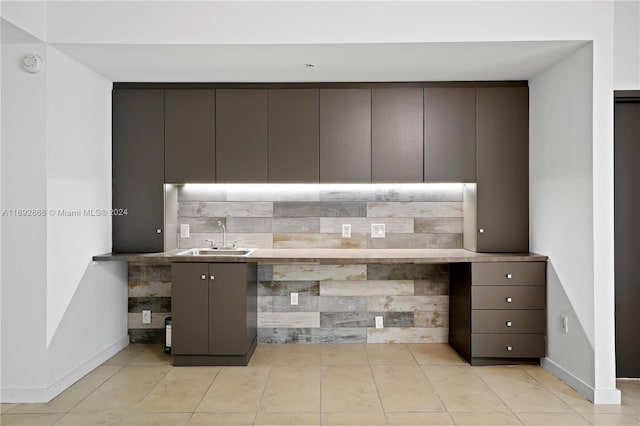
[519,364,582,414]
[253,363,273,425]
[66,347,170,417]
[406,343,422,366]
[7,343,640,425]
[578,410,601,426]
[415,358,458,425]
[4,361,128,417]
[48,362,130,418]
[191,365,223,417]
[129,359,174,414]
[318,345,324,423]
[470,365,523,423]
[63,361,128,416]
[367,356,388,418]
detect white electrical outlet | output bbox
[290,292,299,306]
[342,224,351,238]
[180,224,190,238]
[375,316,384,329]
[371,223,386,238]
[561,313,569,333]
[142,310,152,324]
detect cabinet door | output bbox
[216,89,268,182]
[424,88,476,182]
[476,87,529,252]
[614,98,640,377]
[112,89,164,252]
[209,263,247,355]
[268,89,319,182]
[320,89,371,182]
[372,88,423,182]
[171,263,209,355]
[165,89,215,183]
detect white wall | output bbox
[530,44,597,397]
[42,1,614,45]
[0,1,45,42]
[1,20,49,400]
[614,0,640,89]
[44,45,128,394]
[0,19,127,402]
[45,45,113,344]
[0,0,3,393]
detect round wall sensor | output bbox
[23,54,44,74]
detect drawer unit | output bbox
[472,262,545,286]
[449,261,547,366]
[471,286,545,310]
[472,334,545,358]
[472,310,545,334]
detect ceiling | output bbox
[52,40,589,83]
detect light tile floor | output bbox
[1,343,639,425]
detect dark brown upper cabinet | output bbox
[165,89,215,183]
[371,88,424,182]
[268,89,320,182]
[471,87,529,253]
[320,89,372,183]
[424,88,476,182]
[614,93,640,378]
[216,89,268,182]
[112,89,165,253]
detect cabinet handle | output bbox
[210,275,215,281]
[200,274,206,280]
[506,345,513,352]
[156,228,162,234]
[506,321,512,327]
[478,228,484,234]
[506,273,513,279]
[506,297,513,303]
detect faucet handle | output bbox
[204,239,217,249]
[230,239,241,249]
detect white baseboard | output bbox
[593,387,622,404]
[541,357,621,404]
[0,335,129,403]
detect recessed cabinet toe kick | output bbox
[171,262,257,366]
[449,262,546,366]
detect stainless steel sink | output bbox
[176,248,256,257]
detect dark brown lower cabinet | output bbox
[171,262,257,366]
[449,262,546,365]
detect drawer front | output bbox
[472,286,545,310]
[472,262,545,286]
[472,334,545,358]
[472,310,545,334]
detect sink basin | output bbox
[176,248,256,257]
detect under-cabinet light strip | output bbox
[178,182,467,192]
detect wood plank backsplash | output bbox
[128,263,449,345]
[174,184,463,249]
[129,185,461,344]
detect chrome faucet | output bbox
[217,220,226,248]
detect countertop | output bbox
[95,248,547,264]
